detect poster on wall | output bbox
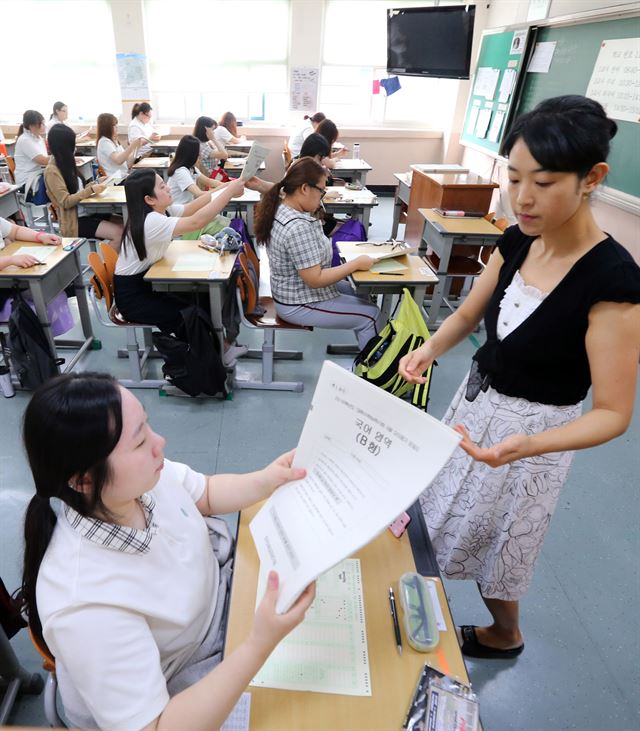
[586,38,640,123]
[116,53,150,101]
[290,67,319,112]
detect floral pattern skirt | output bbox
[420,374,582,601]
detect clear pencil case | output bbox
[398,572,440,652]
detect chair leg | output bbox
[234,328,304,392]
[45,672,67,728]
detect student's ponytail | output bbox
[21,373,123,652]
[254,181,286,244]
[131,103,142,119]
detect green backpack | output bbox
[354,288,434,411]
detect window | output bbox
[144,0,290,123]
[0,0,121,123]
[320,0,461,128]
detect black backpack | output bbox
[152,305,228,397]
[8,291,61,390]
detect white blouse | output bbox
[497,270,548,341]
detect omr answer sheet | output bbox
[250,361,461,614]
[251,559,370,695]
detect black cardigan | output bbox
[473,226,640,406]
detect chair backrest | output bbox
[244,241,260,279]
[28,625,56,674]
[493,217,508,232]
[282,141,293,168]
[236,250,258,316]
[100,242,118,282]
[87,250,114,311]
[5,156,16,182]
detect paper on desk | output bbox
[220,693,251,731]
[342,242,417,264]
[371,258,408,273]
[172,253,218,271]
[250,361,461,614]
[102,172,123,187]
[240,142,269,181]
[251,559,370,696]
[16,246,57,261]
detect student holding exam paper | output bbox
[21,372,316,731]
[399,96,640,660]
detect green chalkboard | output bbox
[461,29,530,154]
[516,16,640,198]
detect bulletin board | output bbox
[460,28,531,155]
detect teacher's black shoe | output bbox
[459,625,524,659]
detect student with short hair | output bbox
[44,124,123,250]
[254,157,384,348]
[96,112,144,179]
[22,371,315,731]
[14,110,49,191]
[288,112,326,157]
[128,103,161,158]
[192,116,228,176]
[46,101,91,138]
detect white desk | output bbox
[132,156,171,180]
[222,189,261,235]
[223,158,266,178]
[225,140,253,154]
[0,184,20,219]
[78,186,127,222]
[323,186,378,230]
[333,158,373,186]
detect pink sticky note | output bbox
[372,80,381,95]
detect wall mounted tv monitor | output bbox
[387,5,476,79]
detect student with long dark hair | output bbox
[288,111,326,157]
[96,112,144,178]
[167,135,223,206]
[254,157,383,348]
[128,102,161,158]
[46,101,91,138]
[22,372,315,731]
[400,95,640,660]
[192,116,228,175]
[14,110,48,191]
[44,124,124,249]
[316,118,348,168]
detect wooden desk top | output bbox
[75,156,95,165]
[0,238,81,279]
[324,186,377,205]
[394,172,412,186]
[226,140,253,151]
[82,187,127,204]
[333,158,373,171]
[226,502,470,731]
[133,156,171,169]
[225,189,261,204]
[410,164,469,175]
[337,243,438,285]
[2,137,17,145]
[150,139,181,148]
[144,240,237,282]
[419,209,504,236]
[414,171,498,188]
[225,158,266,171]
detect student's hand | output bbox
[92,184,106,195]
[10,254,41,268]
[352,255,375,271]
[245,177,273,194]
[249,571,316,657]
[455,425,532,467]
[398,342,436,384]
[227,178,245,198]
[97,175,107,183]
[133,137,145,148]
[37,233,62,245]
[151,132,161,141]
[258,449,306,499]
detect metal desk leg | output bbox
[391,195,402,239]
[28,281,60,373]
[425,236,454,330]
[361,207,371,230]
[245,204,255,236]
[73,252,94,340]
[208,283,225,354]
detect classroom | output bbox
[0,1,638,730]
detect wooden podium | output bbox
[404,170,498,247]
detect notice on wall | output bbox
[510,30,527,56]
[499,68,517,104]
[473,67,500,101]
[116,53,150,101]
[586,38,640,123]
[527,41,557,73]
[290,66,319,113]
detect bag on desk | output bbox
[152,304,228,397]
[7,291,62,390]
[354,288,434,411]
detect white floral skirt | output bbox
[420,374,582,601]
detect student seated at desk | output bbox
[46,101,91,139]
[192,116,228,176]
[215,112,246,152]
[288,111,326,157]
[96,112,144,179]
[168,135,223,205]
[316,119,348,169]
[128,103,161,159]
[114,169,247,366]
[21,372,316,731]
[44,125,124,252]
[14,110,49,193]
[0,217,60,270]
[254,158,384,348]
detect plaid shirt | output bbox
[269,203,339,305]
[64,493,158,555]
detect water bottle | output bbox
[352,143,360,160]
[0,365,15,398]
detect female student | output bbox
[316,119,348,169]
[399,95,640,659]
[254,157,384,348]
[167,135,223,206]
[288,112,326,157]
[192,116,228,176]
[46,101,90,138]
[22,372,315,731]
[114,169,247,366]
[128,103,161,158]
[44,124,124,250]
[96,112,144,178]
[214,111,245,148]
[13,110,48,191]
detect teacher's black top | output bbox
[473,225,640,406]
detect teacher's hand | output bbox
[455,424,531,467]
[398,342,435,384]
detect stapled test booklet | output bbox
[240,142,269,181]
[249,361,461,615]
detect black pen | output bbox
[389,586,403,656]
[377,272,404,276]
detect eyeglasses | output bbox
[309,184,327,198]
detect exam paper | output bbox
[16,246,57,261]
[220,693,251,731]
[250,361,461,614]
[370,258,408,273]
[341,242,417,264]
[240,142,269,181]
[172,253,218,271]
[251,559,370,696]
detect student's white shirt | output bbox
[213,126,233,146]
[115,203,185,276]
[96,137,129,178]
[128,117,155,157]
[0,216,12,246]
[37,459,217,731]
[168,166,197,206]
[14,131,47,188]
[46,117,71,134]
[288,120,313,157]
